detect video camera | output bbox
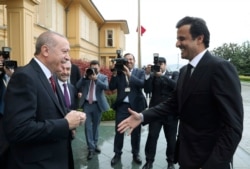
[111,50,128,72]
[151,53,160,72]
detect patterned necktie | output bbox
[88,80,94,104]
[63,83,70,108]
[49,76,56,93]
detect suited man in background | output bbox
[70,63,81,88]
[55,60,78,169]
[117,16,243,169]
[56,60,78,111]
[3,31,86,169]
[142,57,179,169]
[76,60,109,160]
[109,53,147,166]
[143,65,152,100]
[0,51,15,168]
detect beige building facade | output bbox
[0,0,129,68]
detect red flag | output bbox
[136,26,146,36]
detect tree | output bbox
[211,41,250,75]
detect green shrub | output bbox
[101,93,117,121]
[239,75,250,82]
[101,108,116,121]
[105,93,117,107]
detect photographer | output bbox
[76,60,109,160]
[0,49,15,168]
[109,53,147,166]
[142,57,179,169]
[0,48,17,116]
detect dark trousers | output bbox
[0,115,9,169]
[145,115,178,163]
[113,103,141,156]
[179,164,231,169]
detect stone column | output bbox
[6,0,39,65]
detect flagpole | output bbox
[137,0,141,68]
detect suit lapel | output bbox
[79,79,91,107]
[131,68,136,76]
[180,51,212,106]
[31,59,66,116]
[41,75,66,116]
[68,84,76,108]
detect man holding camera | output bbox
[0,49,16,168]
[143,57,179,169]
[109,53,147,166]
[76,60,109,160]
[0,51,13,115]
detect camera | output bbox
[111,58,128,72]
[0,47,18,74]
[3,60,18,70]
[151,53,160,72]
[86,68,97,78]
[111,49,128,72]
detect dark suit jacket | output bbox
[3,59,72,169]
[0,74,9,165]
[56,79,78,111]
[142,51,243,169]
[68,83,78,110]
[0,74,7,115]
[145,71,179,107]
[109,68,147,112]
[70,64,81,87]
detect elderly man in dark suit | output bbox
[118,16,243,169]
[109,53,147,166]
[3,31,86,169]
[76,60,110,160]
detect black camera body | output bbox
[151,53,160,72]
[112,58,128,72]
[86,68,97,78]
[0,47,18,74]
[3,60,18,69]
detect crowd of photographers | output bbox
[109,52,177,169]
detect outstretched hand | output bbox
[117,108,142,135]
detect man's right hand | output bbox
[117,108,142,135]
[154,71,163,77]
[65,110,86,129]
[4,67,14,77]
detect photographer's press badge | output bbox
[125,87,130,92]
